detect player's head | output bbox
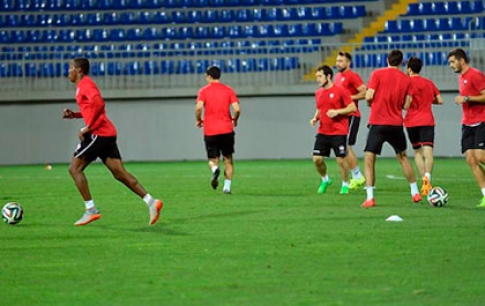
[315,65,333,88]
[406,57,422,75]
[205,65,221,82]
[447,48,469,74]
[69,58,90,83]
[387,50,403,67]
[336,51,352,73]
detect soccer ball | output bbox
[427,187,449,207]
[2,202,24,225]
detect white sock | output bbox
[84,200,95,210]
[223,179,231,190]
[351,167,363,180]
[424,172,431,181]
[481,188,485,197]
[209,162,219,173]
[143,193,155,207]
[410,182,419,196]
[366,186,374,200]
[322,175,329,182]
[342,181,350,187]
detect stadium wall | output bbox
[0,92,462,165]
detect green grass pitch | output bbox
[1,158,485,306]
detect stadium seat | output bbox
[211,26,225,39]
[202,10,217,23]
[172,11,186,23]
[265,8,278,21]
[460,1,472,13]
[146,0,164,8]
[219,10,234,23]
[179,27,194,39]
[164,0,183,8]
[7,15,20,27]
[236,9,250,22]
[154,11,170,23]
[407,3,419,15]
[187,10,202,23]
[161,60,175,74]
[195,26,209,39]
[472,0,484,12]
[144,60,160,75]
[252,8,263,21]
[143,27,160,40]
[138,11,153,24]
[432,2,446,14]
[161,27,177,39]
[127,28,143,40]
[110,28,126,41]
[107,62,122,75]
[445,2,460,14]
[65,0,82,9]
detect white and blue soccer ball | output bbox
[2,202,23,225]
[427,187,448,207]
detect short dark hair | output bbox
[73,58,90,75]
[406,57,422,74]
[447,48,469,63]
[316,64,333,79]
[387,50,403,67]
[205,65,221,79]
[338,51,352,61]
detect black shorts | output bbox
[313,134,348,158]
[348,116,361,146]
[74,133,121,163]
[462,123,485,153]
[204,132,235,159]
[406,126,435,149]
[364,125,407,155]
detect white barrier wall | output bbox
[0,92,462,165]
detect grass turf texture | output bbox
[1,158,485,306]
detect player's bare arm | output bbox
[195,101,204,128]
[310,109,320,127]
[454,89,485,105]
[351,84,366,101]
[434,94,444,105]
[326,102,357,118]
[365,88,375,105]
[403,95,412,110]
[231,102,240,127]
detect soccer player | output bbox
[334,51,367,190]
[447,48,485,207]
[362,50,422,208]
[404,57,443,196]
[195,66,240,194]
[309,65,356,194]
[62,58,163,226]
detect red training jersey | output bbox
[76,76,117,136]
[458,67,485,125]
[334,69,365,117]
[367,67,411,126]
[404,75,440,127]
[315,84,353,135]
[197,82,239,136]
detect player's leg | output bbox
[413,147,425,178]
[70,135,102,226]
[347,116,365,189]
[419,126,435,195]
[313,134,332,193]
[361,125,385,207]
[461,124,485,207]
[220,132,235,194]
[389,127,421,202]
[205,135,221,190]
[222,154,233,194]
[333,135,350,194]
[465,149,485,207]
[104,157,163,225]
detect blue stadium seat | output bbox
[98,0,112,9]
[161,60,175,74]
[21,14,36,27]
[153,43,167,56]
[432,2,446,14]
[472,0,484,12]
[274,24,288,36]
[107,62,122,75]
[252,8,263,21]
[179,27,194,39]
[195,26,209,39]
[460,1,472,13]
[81,0,97,10]
[242,25,256,37]
[265,8,278,21]
[130,0,146,8]
[187,10,202,23]
[154,11,170,23]
[17,0,31,10]
[146,0,164,8]
[327,6,341,18]
[407,3,419,15]
[43,29,58,42]
[125,61,142,75]
[191,0,208,7]
[138,11,153,24]
[202,10,217,23]
[161,27,177,39]
[196,59,210,73]
[71,13,87,25]
[418,3,432,15]
[281,8,295,20]
[24,63,37,77]
[104,12,120,25]
[1,0,15,10]
[228,25,242,38]
[164,0,183,8]
[143,27,160,40]
[127,28,143,40]
[7,15,20,27]
[144,60,160,75]
[236,9,251,22]
[172,11,186,23]
[209,0,224,6]
[121,12,136,24]
[219,10,234,23]
[411,19,424,32]
[211,26,225,39]
[446,2,460,14]
[226,0,240,6]
[354,5,366,17]
[110,28,126,41]
[176,60,194,74]
[65,0,82,9]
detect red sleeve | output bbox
[350,72,364,89]
[230,89,238,103]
